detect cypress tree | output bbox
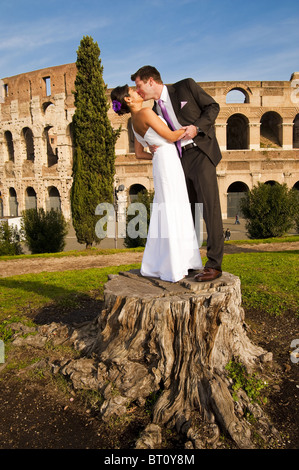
[71,36,119,248]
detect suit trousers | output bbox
[180,145,224,271]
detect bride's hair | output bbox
[110,85,130,115]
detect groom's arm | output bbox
[134,139,153,160]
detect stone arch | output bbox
[293,113,299,148]
[3,131,15,162]
[25,186,37,210]
[9,187,18,216]
[46,186,61,211]
[226,88,249,104]
[129,183,147,202]
[42,101,54,114]
[224,84,251,103]
[264,180,279,186]
[43,126,58,167]
[260,111,282,148]
[227,181,249,217]
[293,181,299,190]
[21,127,35,161]
[227,114,249,149]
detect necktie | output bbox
[158,99,182,157]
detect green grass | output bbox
[0,246,144,262]
[222,250,299,316]
[0,248,298,324]
[224,234,299,246]
[0,263,140,321]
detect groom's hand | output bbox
[181,125,199,140]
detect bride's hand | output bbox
[149,144,159,155]
[177,126,188,140]
[180,125,198,140]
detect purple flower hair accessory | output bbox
[112,100,122,113]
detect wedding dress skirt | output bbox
[133,118,202,282]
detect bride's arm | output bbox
[134,139,153,160]
[140,108,185,143]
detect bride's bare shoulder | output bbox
[138,107,159,124]
[138,107,154,117]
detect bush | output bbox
[240,182,297,239]
[0,220,23,256]
[22,208,68,254]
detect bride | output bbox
[111,85,202,282]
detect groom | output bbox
[131,66,224,282]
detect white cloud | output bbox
[0,16,110,52]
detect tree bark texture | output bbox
[14,269,280,448]
[60,269,277,449]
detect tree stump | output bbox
[59,269,278,449]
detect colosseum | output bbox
[1,63,299,229]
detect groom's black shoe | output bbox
[194,268,222,282]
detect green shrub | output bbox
[0,220,23,256]
[240,182,297,239]
[22,208,68,254]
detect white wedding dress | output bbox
[133,117,202,282]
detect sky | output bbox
[0,0,299,88]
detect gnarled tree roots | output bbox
[17,270,280,448]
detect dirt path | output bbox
[0,242,298,278]
[0,251,144,278]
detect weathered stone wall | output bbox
[1,64,298,221]
[0,63,76,219]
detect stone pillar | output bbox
[30,96,41,125]
[216,170,227,218]
[36,180,46,212]
[12,137,23,174]
[56,129,72,176]
[281,122,293,150]
[215,122,227,151]
[283,171,292,187]
[249,122,260,150]
[0,134,4,166]
[251,172,261,187]
[60,179,72,220]
[10,100,19,121]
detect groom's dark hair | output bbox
[131,66,163,84]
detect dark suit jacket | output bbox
[153,78,222,166]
